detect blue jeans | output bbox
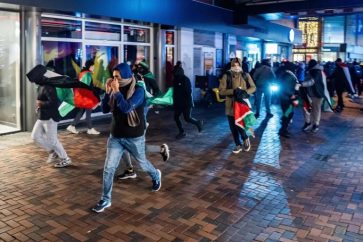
[101,135,159,203]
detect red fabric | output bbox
[74,88,99,109]
[74,71,99,109]
[234,102,251,129]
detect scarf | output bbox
[109,76,140,127]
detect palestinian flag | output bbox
[234,99,256,137]
[27,65,100,117]
[137,81,174,106]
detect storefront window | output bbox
[323,16,345,44]
[357,14,363,46]
[41,17,82,39]
[85,45,119,89]
[123,26,150,43]
[85,22,121,41]
[166,31,174,45]
[42,41,82,79]
[346,15,357,45]
[0,11,20,134]
[124,45,150,65]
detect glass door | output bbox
[0,11,20,134]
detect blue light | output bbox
[270,84,279,92]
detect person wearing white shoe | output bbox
[67,59,101,135]
[31,84,72,167]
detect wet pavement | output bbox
[0,98,363,242]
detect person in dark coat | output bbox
[136,61,161,97]
[31,84,72,168]
[277,62,299,138]
[173,65,203,139]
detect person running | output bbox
[92,63,161,213]
[173,63,203,139]
[31,84,72,168]
[67,59,100,135]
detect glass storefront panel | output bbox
[323,16,345,44]
[357,14,363,46]
[41,17,82,39]
[85,22,121,41]
[124,45,150,65]
[85,45,119,89]
[0,11,20,133]
[346,15,357,45]
[42,41,82,78]
[123,26,150,43]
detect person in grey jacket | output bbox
[301,59,325,133]
[253,59,275,118]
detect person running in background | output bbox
[31,84,72,168]
[173,63,203,139]
[252,59,275,118]
[67,59,100,135]
[301,59,325,133]
[277,61,299,138]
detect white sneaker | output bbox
[87,128,100,135]
[46,151,58,164]
[67,125,79,134]
[54,158,72,168]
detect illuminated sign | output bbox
[293,48,318,53]
[289,29,295,42]
[265,43,278,54]
[298,19,320,48]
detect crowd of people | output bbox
[28,55,362,213]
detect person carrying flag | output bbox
[219,57,256,154]
[31,83,72,168]
[67,59,101,135]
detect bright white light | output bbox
[270,84,279,92]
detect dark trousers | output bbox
[227,115,248,146]
[336,88,344,108]
[280,99,293,132]
[174,107,199,133]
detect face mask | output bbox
[231,66,242,73]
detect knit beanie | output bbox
[113,63,132,79]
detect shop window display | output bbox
[124,45,150,65]
[123,26,150,43]
[85,45,119,90]
[41,17,82,39]
[42,41,82,79]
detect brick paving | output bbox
[0,99,363,242]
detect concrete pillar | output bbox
[22,9,41,131]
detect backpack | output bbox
[226,71,250,89]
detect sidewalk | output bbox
[0,100,363,241]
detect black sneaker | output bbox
[243,138,251,152]
[151,169,161,192]
[278,130,291,138]
[117,169,137,180]
[92,200,111,213]
[301,122,311,131]
[266,113,273,118]
[160,144,170,162]
[176,132,186,139]
[232,145,242,154]
[197,120,204,132]
[311,125,319,133]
